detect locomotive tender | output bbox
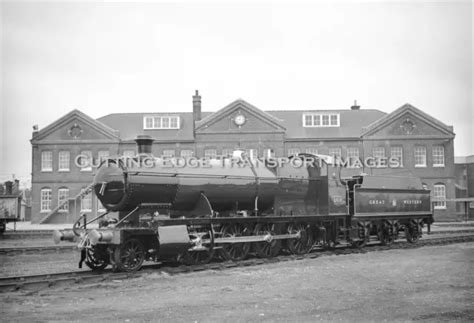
[54,136,433,272]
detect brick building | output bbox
[30,91,456,223]
[454,155,474,219]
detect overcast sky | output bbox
[0,1,472,185]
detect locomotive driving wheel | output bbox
[254,223,281,258]
[113,238,145,272]
[85,245,109,271]
[286,223,313,255]
[180,226,214,265]
[219,223,251,261]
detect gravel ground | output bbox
[0,250,88,277]
[0,238,77,248]
[2,242,473,322]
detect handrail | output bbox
[115,206,140,227]
[39,182,95,224]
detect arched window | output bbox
[58,188,69,212]
[40,188,52,212]
[433,184,446,209]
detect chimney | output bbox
[13,180,20,195]
[351,100,360,110]
[5,181,13,195]
[134,135,154,155]
[32,124,39,138]
[193,90,202,122]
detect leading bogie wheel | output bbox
[85,245,109,271]
[114,238,145,272]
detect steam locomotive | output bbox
[54,136,433,272]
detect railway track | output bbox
[1,229,472,256]
[0,245,76,256]
[1,232,473,293]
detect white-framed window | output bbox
[81,189,92,212]
[303,113,340,127]
[143,116,180,129]
[58,188,69,212]
[372,147,385,159]
[40,188,52,212]
[221,149,233,158]
[390,146,403,167]
[41,151,53,172]
[432,146,445,167]
[347,147,360,168]
[373,147,386,168]
[78,150,92,171]
[287,148,300,157]
[162,149,175,157]
[58,151,70,171]
[246,149,258,159]
[264,148,275,158]
[328,147,342,159]
[433,184,446,209]
[305,148,319,155]
[123,150,135,158]
[98,150,110,163]
[180,149,194,158]
[204,149,217,159]
[347,147,359,159]
[414,146,427,167]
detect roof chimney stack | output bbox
[5,181,13,195]
[193,90,202,122]
[351,100,360,110]
[134,135,154,155]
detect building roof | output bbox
[32,109,120,143]
[97,112,213,142]
[195,99,287,132]
[267,109,386,139]
[361,103,455,137]
[98,104,387,141]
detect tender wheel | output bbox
[180,227,214,265]
[351,225,368,248]
[406,224,420,243]
[219,224,251,261]
[351,240,366,248]
[85,245,109,271]
[254,223,281,258]
[114,238,145,272]
[286,223,313,255]
[377,223,395,246]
